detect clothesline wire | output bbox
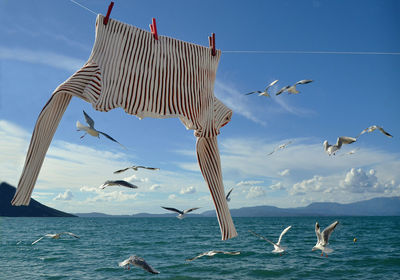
[69,0,399,57]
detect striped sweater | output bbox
[11,15,237,240]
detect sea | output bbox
[1,216,399,279]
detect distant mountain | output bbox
[0,182,76,217]
[202,197,400,217]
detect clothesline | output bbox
[69,0,400,56]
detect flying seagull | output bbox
[249,226,292,254]
[118,255,160,274]
[32,232,80,245]
[225,188,234,202]
[161,206,200,219]
[312,221,339,257]
[357,125,393,138]
[245,80,278,98]
[113,165,160,174]
[186,250,240,261]
[99,180,138,189]
[76,110,125,148]
[275,85,291,96]
[267,141,293,156]
[287,79,313,94]
[323,136,356,156]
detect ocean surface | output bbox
[1,216,399,279]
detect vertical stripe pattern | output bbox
[12,15,236,240]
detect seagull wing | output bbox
[378,126,393,138]
[277,225,292,245]
[315,222,322,243]
[99,180,113,189]
[226,188,233,200]
[337,136,357,147]
[61,232,80,238]
[222,251,240,255]
[183,207,200,214]
[76,120,90,132]
[98,131,126,148]
[275,85,290,96]
[83,110,95,128]
[267,79,279,88]
[112,180,139,189]
[118,257,131,267]
[31,235,46,245]
[295,79,313,85]
[249,230,277,247]
[321,221,339,245]
[132,256,160,274]
[113,167,130,174]
[245,91,262,95]
[186,252,207,261]
[161,206,183,215]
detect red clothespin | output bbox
[103,2,114,25]
[209,33,216,56]
[149,18,158,40]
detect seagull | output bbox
[113,165,160,174]
[186,250,240,261]
[287,79,313,94]
[312,221,339,257]
[275,85,291,96]
[357,125,393,138]
[76,110,125,148]
[323,136,357,156]
[225,188,234,202]
[161,206,200,219]
[245,80,278,97]
[249,226,292,254]
[267,141,293,156]
[99,180,139,189]
[32,232,80,245]
[118,255,160,274]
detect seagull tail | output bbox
[196,136,238,240]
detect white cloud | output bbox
[168,194,177,200]
[79,185,140,202]
[0,46,85,72]
[53,189,74,201]
[149,184,160,191]
[269,182,285,190]
[290,175,324,195]
[278,169,290,176]
[236,180,264,187]
[124,174,149,183]
[180,186,196,195]
[246,186,266,199]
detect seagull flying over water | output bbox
[186,250,240,261]
[287,79,313,94]
[245,80,278,98]
[267,141,293,156]
[225,188,234,202]
[161,206,200,219]
[113,165,160,174]
[249,226,292,254]
[323,136,356,156]
[76,110,125,148]
[312,221,339,257]
[32,232,79,245]
[119,255,160,274]
[99,180,138,189]
[357,125,393,138]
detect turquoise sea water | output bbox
[1,216,400,279]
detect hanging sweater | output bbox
[11,15,237,240]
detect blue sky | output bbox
[0,0,399,215]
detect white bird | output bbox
[113,165,160,174]
[323,136,357,156]
[287,79,313,94]
[32,232,80,245]
[275,85,291,96]
[249,226,292,254]
[245,80,278,98]
[225,188,234,202]
[312,221,339,257]
[118,255,160,274]
[161,206,200,219]
[186,250,240,261]
[76,110,125,148]
[267,141,293,156]
[99,180,139,189]
[357,125,393,138]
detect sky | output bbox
[0,0,399,215]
